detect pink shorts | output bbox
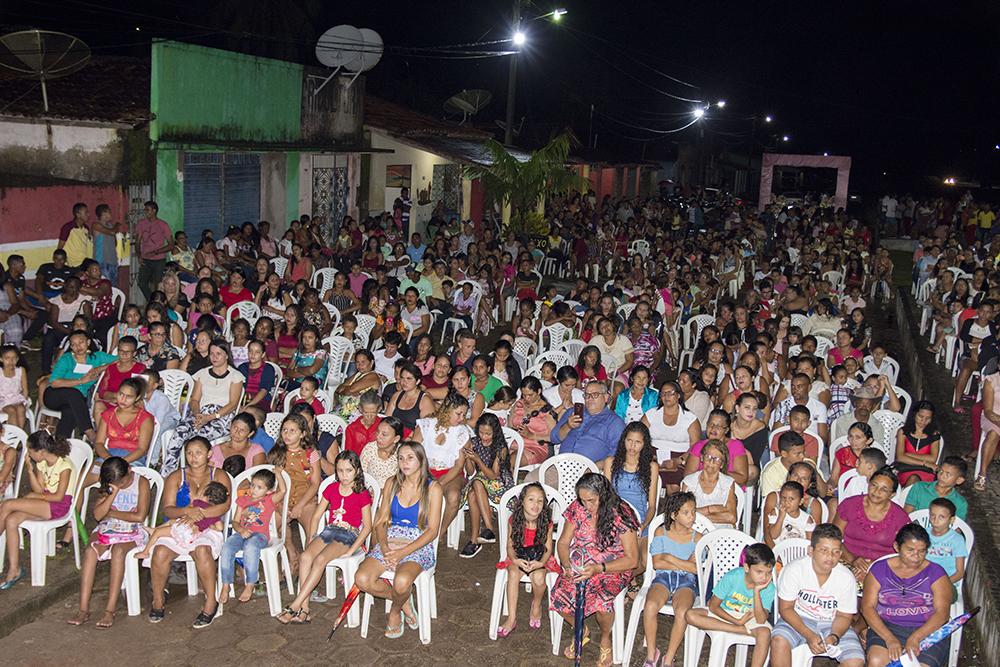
[46,493,71,520]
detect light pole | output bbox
[504,0,522,146]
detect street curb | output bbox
[0,566,78,640]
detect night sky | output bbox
[3,0,999,193]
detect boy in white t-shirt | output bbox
[838,446,886,504]
[770,523,865,667]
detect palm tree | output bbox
[466,131,585,234]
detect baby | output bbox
[135,481,229,559]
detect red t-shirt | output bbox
[236,494,276,537]
[99,361,147,404]
[293,396,325,415]
[343,416,381,455]
[322,485,372,530]
[220,286,254,308]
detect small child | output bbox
[539,360,557,390]
[294,376,326,415]
[642,491,703,667]
[830,422,874,487]
[495,482,556,636]
[219,468,285,604]
[134,481,229,560]
[141,370,181,457]
[840,446,887,501]
[760,431,806,498]
[0,345,29,429]
[222,454,247,489]
[904,455,969,520]
[685,543,776,667]
[764,481,816,547]
[827,365,852,422]
[926,497,968,590]
[340,315,360,348]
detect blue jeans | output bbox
[220,532,269,584]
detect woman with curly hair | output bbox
[457,413,514,558]
[410,391,472,546]
[603,421,659,542]
[550,472,640,666]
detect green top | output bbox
[472,374,505,405]
[50,350,117,396]
[905,480,968,520]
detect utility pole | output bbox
[504,0,521,146]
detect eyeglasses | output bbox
[704,454,723,464]
[584,392,606,399]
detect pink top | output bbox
[690,438,747,474]
[835,494,909,562]
[136,218,172,260]
[322,484,372,530]
[236,494,276,537]
[209,442,265,468]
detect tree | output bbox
[465,131,586,234]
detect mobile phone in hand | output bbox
[573,402,584,418]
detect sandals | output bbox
[497,622,516,638]
[641,648,661,667]
[403,593,418,630]
[596,645,614,667]
[562,630,591,659]
[277,606,298,624]
[975,475,988,491]
[290,609,312,624]
[384,621,404,639]
[96,610,115,629]
[66,610,91,626]
[953,406,968,415]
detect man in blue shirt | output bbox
[549,381,625,466]
[406,232,427,264]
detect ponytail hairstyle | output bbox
[27,430,71,457]
[98,456,130,495]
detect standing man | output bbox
[136,201,172,301]
[91,203,121,287]
[57,202,93,269]
[393,186,412,239]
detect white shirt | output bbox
[681,471,735,510]
[542,386,583,408]
[374,351,402,380]
[839,468,868,501]
[777,556,858,623]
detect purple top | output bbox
[192,499,219,532]
[871,557,948,627]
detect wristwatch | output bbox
[828,633,840,644]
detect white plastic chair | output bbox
[771,537,811,568]
[684,528,758,667]
[0,426,28,501]
[535,454,599,505]
[311,267,337,297]
[512,336,538,367]
[621,513,716,667]
[909,509,973,667]
[360,503,445,645]
[322,302,342,333]
[683,314,716,351]
[863,355,900,385]
[555,339,585,363]
[219,466,293,616]
[324,335,355,388]
[8,439,93,586]
[223,301,261,339]
[538,323,574,355]
[283,387,333,414]
[159,369,194,418]
[263,411,285,441]
[534,350,571,370]
[890,385,912,420]
[871,409,905,464]
[355,314,377,347]
[320,473,381,628]
[269,257,288,278]
[441,280,482,345]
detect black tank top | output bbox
[392,390,425,431]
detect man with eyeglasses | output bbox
[549,380,625,467]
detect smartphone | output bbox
[573,402,584,418]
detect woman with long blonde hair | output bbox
[354,442,443,638]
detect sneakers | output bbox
[148,607,165,624]
[459,542,482,558]
[192,607,217,629]
[477,528,497,544]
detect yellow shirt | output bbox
[978,210,995,229]
[37,457,75,495]
[760,457,818,499]
[63,227,94,267]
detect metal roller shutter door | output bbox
[223,153,261,230]
[182,153,223,241]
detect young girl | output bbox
[603,422,659,547]
[287,325,328,390]
[642,491,703,667]
[458,413,514,558]
[219,468,286,604]
[0,345,29,429]
[539,360,558,390]
[266,414,321,570]
[496,482,557,636]
[277,451,373,623]
[0,431,75,588]
[576,346,608,387]
[483,386,516,427]
[68,457,151,628]
[110,304,147,350]
[134,481,229,560]
[229,318,252,368]
[830,421,874,487]
[293,376,325,414]
[763,480,816,547]
[355,442,444,639]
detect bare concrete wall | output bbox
[0,120,125,183]
[260,153,287,232]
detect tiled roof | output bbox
[0,56,150,127]
[364,94,491,141]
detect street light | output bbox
[781,135,790,142]
[512,30,526,46]
[716,100,726,108]
[552,8,567,21]
[693,107,706,119]
[764,115,773,123]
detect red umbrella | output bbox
[327,584,362,640]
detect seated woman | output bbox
[470,355,504,404]
[93,336,146,423]
[146,437,232,628]
[680,440,738,527]
[385,362,435,434]
[603,421,659,544]
[550,472,639,667]
[360,416,404,489]
[834,466,910,582]
[332,349,382,422]
[286,325,328,392]
[894,400,942,487]
[354,441,444,639]
[342,391,383,458]
[683,409,754,487]
[162,339,244,475]
[507,376,557,467]
[410,392,472,549]
[180,329,213,376]
[42,330,116,441]
[612,365,659,424]
[237,339,277,410]
[68,457,152,629]
[209,413,266,469]
[137,320,182,372]
[861,524,952,667]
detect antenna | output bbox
[0,29,90,112]
[312,25,383,95]
[443,89,492,124]
[495,116,525,139]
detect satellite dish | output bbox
[357,28,383,72]
[313,25,383,94]
[495,117,525,138]
[316,25,364,70]
[0,30,90,112]
[444,89,492,124]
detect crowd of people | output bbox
[0,190,974,667]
